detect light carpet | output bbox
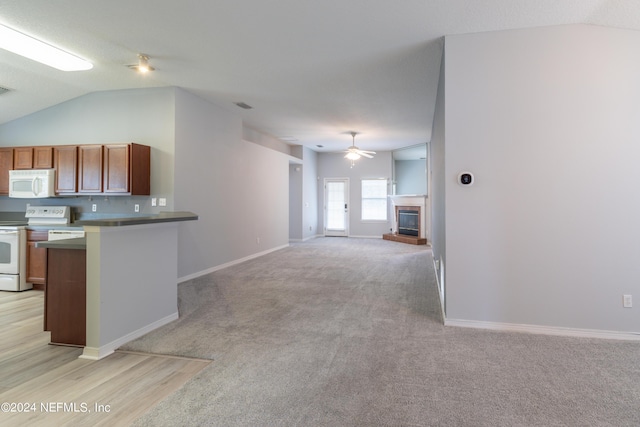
[122,237,640,426]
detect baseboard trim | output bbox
[433,258,445,325]
[445,318,640,341]
[289,235,318,243]
[178,244,290,283]
[79,312,179,360]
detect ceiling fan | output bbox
[344,132,375,167]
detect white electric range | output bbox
[0,222,28,291]
[26,205,85,241]
[0,206,78,292]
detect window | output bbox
[361,179,387,221]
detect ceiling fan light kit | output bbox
[344,132,375,168]
[128,54,155,73]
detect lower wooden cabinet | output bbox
[46,248,86,346]
[26,230,48,291]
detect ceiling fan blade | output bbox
[359,152,374,159]
[359,150,376,155]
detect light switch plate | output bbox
[159,198,167,207]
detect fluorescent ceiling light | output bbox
[0,24,93,71]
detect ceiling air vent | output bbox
[235,102,252,110]
[0,86,10,95]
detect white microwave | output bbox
[9,169,56,198]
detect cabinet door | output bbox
[47,249,86,346]
[33,147,53,168]
[103,144,130,193]
[27,241,47,285]
[78,145,103,193]
[53,146,78,193]
[0,148,13,195]
[13,147,33,169]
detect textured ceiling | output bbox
[2,1,640,153]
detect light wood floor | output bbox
[0,290,210,426]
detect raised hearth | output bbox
[383,233,427,245]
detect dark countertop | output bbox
[27,224,84,231]
[72,211,198,227]
[36,237,86,250]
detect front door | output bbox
[324,178,349,236]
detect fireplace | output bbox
[383,196,428,245]
[398,209,419,236]
[383,205,427,245]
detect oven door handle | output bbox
[0,230,18,235]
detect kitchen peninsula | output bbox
[38,211,197,359]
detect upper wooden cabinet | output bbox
[0,148,13,195]
[53,146,78,194]
[34,147,54,168]
[1,143,150,196]
[78,145,103,193]
[13,146,53,169]
[104,143,150,195]
[14,147,33,169]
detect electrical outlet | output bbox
[134,204,140,213]
[159,198,167,207]
[623,295,632,308]
[92,204,97,212]
[151,198,157,207]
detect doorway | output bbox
[324,178,349,236]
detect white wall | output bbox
[444,24,640,333]
[317,151,392,237]
[174,88,290,278]
[289,163,303,241]
[430,46,446,305]
[302,147,319,239]
[84,223,179,358]
[395,159,427,195]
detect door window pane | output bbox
[326,181,345,229]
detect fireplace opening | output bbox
[398,209,419,236]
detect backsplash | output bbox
[0,195,167,217]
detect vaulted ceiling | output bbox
[2,1,640,153]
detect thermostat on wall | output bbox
[457,171,474,186]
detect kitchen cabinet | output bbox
[34,147,54,168]
[104,143,150,195]
[13,147,33,169]
[13,146,54,170]
[78,145,103,193]
[53,146,78,194]
[0,148,13,195]
[2,143,150,196]
[46,247,86,346]
[26,230,48,292]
